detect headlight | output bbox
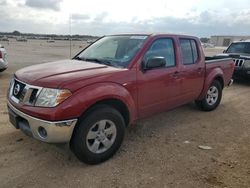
[244,60,250,69]
[35,88,72,107]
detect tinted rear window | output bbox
[180,39,199,65]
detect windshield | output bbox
[75,35,148,68]
[226,42,250,54]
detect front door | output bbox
[137,38,182,118]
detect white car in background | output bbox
[201,43,215,48]
[0,44,8,72]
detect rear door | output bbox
[178,38,205,102]
[137,37,183,118]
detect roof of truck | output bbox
[109,33,193,36]
[107,33,199,39]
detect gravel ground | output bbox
[0,40,249,188]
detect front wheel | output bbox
[70,105,125,164]
[195,80,222,111]
[0,68,6,72]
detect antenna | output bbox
[69,14,72,58]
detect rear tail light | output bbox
[0,51,2,59]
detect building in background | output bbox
[210,35,250,47]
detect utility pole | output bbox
[69,14,72,58]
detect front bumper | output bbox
[7,101,78,143]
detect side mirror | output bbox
[223,50,226,53]
[143,56,166,71]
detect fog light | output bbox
[38,126,47,139]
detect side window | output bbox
[144,38,176,67]
[180,39,199,65]
[191,40,198,62]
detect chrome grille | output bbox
[233,59,245,67]
[9,78,42,105]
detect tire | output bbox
[70,105,126,164]
[195,80,222,111]
[0,68,6,72]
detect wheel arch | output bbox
[197,69,224,100]
[81,98,131,126]
[214,76,224,88]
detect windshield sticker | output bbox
[130,36,148,40]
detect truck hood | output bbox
[15,59,124,89]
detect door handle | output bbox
[197,68,202,73]
[171,71,179,78]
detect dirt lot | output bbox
[0,40,249,188]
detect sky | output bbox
[0,0,250,37]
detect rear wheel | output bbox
[70,105,125,164]
[195,80,222,111]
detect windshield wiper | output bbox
[81,58,114,66]
[83,58,103,63]
[74,56,118,67]
[98,59,113,66]
[74,56,83,60]
[74,57,103,63]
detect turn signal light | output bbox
[56,90,72,105]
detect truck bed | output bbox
[205,56,232,63]
[205,57,234,87]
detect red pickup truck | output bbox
[7,34,234,164]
